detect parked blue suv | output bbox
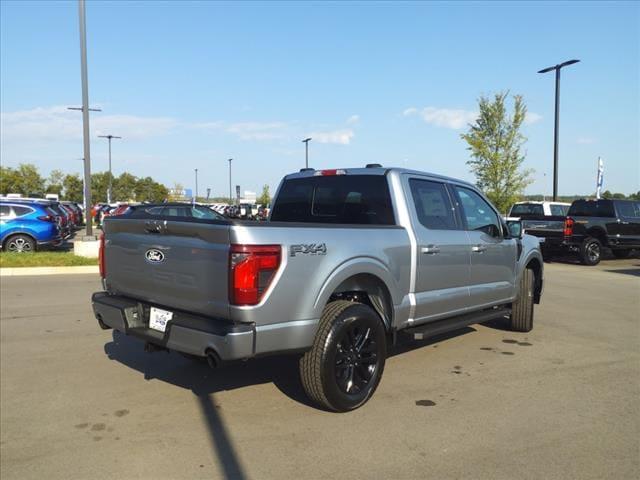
[0,201,62,252]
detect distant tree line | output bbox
[0,163,169,203]
[522,191,640,202]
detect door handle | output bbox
[144,221,162,233]
[421,245,441,255]
[471,244,487,253]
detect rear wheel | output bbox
[510,268,534,332]
[612,249,631,259]
[579,237,602,266]
[300,300,386,412]
[5,234,36,253]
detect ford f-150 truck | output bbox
[92,166,544,411]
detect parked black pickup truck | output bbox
[508,202,570,256]
[564,199,640,265]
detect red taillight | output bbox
[229,244,281,306]
[564,217,574,237]
[99,233,106,279]
[37,215,55,222]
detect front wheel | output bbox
[300,300,387,412]
[579,237,602,265]
[510,268,535,332]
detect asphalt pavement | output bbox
[1,257,638,480]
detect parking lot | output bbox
[1,257,638,480]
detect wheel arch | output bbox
[586,226,608,245]
[314,259,399,332]
[525,257,543,304]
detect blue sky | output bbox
[1,0,638,197]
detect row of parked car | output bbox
[508,198,640,265]
[0,197,85,252]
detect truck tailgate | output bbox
[103,218,230,319]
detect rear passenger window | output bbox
[0,205,11,218]
[409,179,457,230]
[13,206,32,217]
[616,201,640,218]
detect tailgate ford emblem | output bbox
[145,249,165,263]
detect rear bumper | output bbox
[91,292,254,361]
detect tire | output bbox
[299,300,387,412]
[4,234,36,253]
[612,249,631,259]
[579,237,602,266]
[510,268,534,332]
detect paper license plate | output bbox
[149,307,173,332]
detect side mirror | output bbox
[506,219,523,239]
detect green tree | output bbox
[0,166,18,194]
[461,92,534,214]
[601,190,612,199]
[8,163,46,196]
[63,174,84,203]
[46,169,65,195]
[257,184,271,206]
[112,172,138,202]
[135,177,168,202]
[91,172,111,203]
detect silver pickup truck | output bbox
[92,166,543,411]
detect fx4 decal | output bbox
[290,243,327,257]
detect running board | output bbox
[403,307,511,341]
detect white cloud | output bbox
[403,106,477,129]
[576,137,596,145]
[193,120,288,141]
[308,129,354,145]
[0,105,177,141]
[524,112,543,125]
[404,106,542,129]
[225,122,287,141]
[347,114,360,125]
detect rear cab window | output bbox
[510,203,544,216]
[271,175,395,225]
[568,200,615,217]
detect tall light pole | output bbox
[68,0,100,237]
[228,159,233,204]
[98,135,121,204]
[538,59,580,201]
[194,168,199,202]
[302,137,312,169]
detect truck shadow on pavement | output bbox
[103,330,315,408]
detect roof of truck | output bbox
[284,166,475,187]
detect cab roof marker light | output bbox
[314,169,347,176]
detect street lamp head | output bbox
[538,59,580,74]
[537,65,557,74]
[302,137,312,143]
[560,59,580,68]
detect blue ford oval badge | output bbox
[145,249,165,263]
